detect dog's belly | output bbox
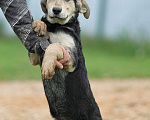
[46,31,75,50]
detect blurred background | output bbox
[1,0,150,80]
[0,1,150,119]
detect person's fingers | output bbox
[58,58,66,64]
[55,48,71,70]
[62,47,70,56]
[61,48,71,63]
[58,57,70,65]
[63,61,70,66]
[56,61,63,69]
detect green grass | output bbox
[0,37,41,80]
[1,36,150,80]
[81,36,150,78]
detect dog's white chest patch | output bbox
[46,31,75,50]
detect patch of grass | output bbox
[0,37,41,80]
[81,36,150,78]
[1,36,150,80]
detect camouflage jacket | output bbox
[0,0,50,56]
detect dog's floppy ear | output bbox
[41,0,47,13]
[77,0,90,19]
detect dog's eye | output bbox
[65,0,70,1]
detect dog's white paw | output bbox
[41,43,64,79]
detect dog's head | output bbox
[41,0,90,25]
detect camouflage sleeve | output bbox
[0,0,50,55]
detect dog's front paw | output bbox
[41,43,64,79]
[32,20,47,36]
[41,57,56,79]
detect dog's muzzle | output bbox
[53,7,62,15]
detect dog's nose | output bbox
[53,7,62,15]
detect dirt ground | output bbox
[0,79,150,120]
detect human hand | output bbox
[41,44,71,79]
[56,47,71,69]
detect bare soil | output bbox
[0,79,150,120]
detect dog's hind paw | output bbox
[28,52,40,66]
[32,20,47,36]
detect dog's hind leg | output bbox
[28,52,40,65]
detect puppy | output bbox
[29,0,102,119]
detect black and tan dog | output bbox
[29,0,102,119]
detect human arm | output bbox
[0,0,71,70]
[0,0,49,55]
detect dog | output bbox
[29,0,102,119]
